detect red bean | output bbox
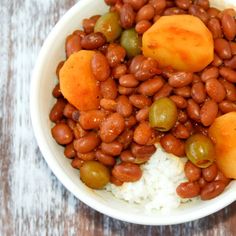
[95,150,116,166]
[170,95,187,109]
[66,34,81,58]
[212,53,223,67]
[56,61,64,79]
[201,67,219,82]
[100,98,117,111]
[136,4,155,22]
[116,95,133,117]
[119,74,139,88]
[73,132,100,153]
[129,94,152,109]
[81,32,106,50]
[131,143,156,159]
[224,56,236,69]
[100,113,125,143]
[230,42,236,55]
[184,161,201,182]
[172,123,190,139]
[202,163,218,182]
[221,13,236,41]
[154,84,173,100]
[101,141,123,156]
[189,5,209,23]
[174,86,191,98]
[194,0,209,10]
[112,64,127,79]
[63,104,77,119]
[200,99,218,127]
[118,86,135,95]
[207,7,220,18]
[64,143,76,159]
[123,0,147,11]
[169,72,193,88]
[205,78,226,102]
[120,150,136,163]
[117,129,134,149]
[134,122,152,145]
[124,115,137,128]
[187,99,200,122]
[129,55,146,74]
[214,38,232,60]
[149,0,166,14]
[52,84,62,98]
[219,79,236,102]
[106,43,126,67]
[219,100,236,113]
[219,67,236,83]
[136,107,149,122]
[175,0,191,10]
[51,123,74,145]
[191,82,206,104]
[100,78,118,100]
[135,20,151,34]
[120,3,136,29]
[164,7,186,16]
[71,158,84,169]
[91,52,110,81]
[200,181,227,200]
[49,98,67,122]
[160,134,185,157]
[176,182,201,198]
[77,152,96,161]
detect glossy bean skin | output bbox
[112,64,127,78]
[118,86,135,95]
[200,99,218,127]
[194,0,210,10]
[79,110,106,130]
[120,3,135,29]
[175,0,191,10]
[81,32,106,49]
[100,113,125,143]
[207,18,222,39]
[131,142,156,159]
[200,180,227,200]
[184,161,201,182]
[56,61,64,79]
[219,79,236,102]
[49,98,67,122]
[71,158,84,169]
[230,42,236,55]
[136,107,149,122]
[212,53,223,67]
[51,123,74,145]
[176,182,201,198]
[72,123,87,139]
[205,78,226,102]
[100,78,118,99]
[187,99,200,121]
[201,67,219,82]
[219,100,236,113]
[170,95,187,109]
[160,134,185,157]
[214,38,232,60]
[105,0,117,6]
[224,56,236,69]
[73,132,100,154]
[77,151,96,161]
[135,20,151,34]
[63,103,77,119]
[65,34,81,58]
[117,129,134,149]
[168,72,193,88]
[178,110,188,124]
[110,175,123,186]
[100,98,117,111]
[91,52,111,81]
[64,143,76,159]
[138,76,164,96]
[129,55,146,74]
[96,150,116,166]
[123,0,147,11]
[172,123,190,139]
[112,162,142,182]
[83,18,97,34]
[124,115,137,128]
[129,94,152,109]
[101,141,123,156]
[149,0,166,14]
[116,95,133,117]
[188,5,209,24]
[207,7,220,18]
[133,122,152,145]
[191,82,206,104]
[154,84,173,101]
[174,86,191,98]
[215,171,230,185]
[202,163,218,182]
[221,13,236,41]
[136,4,155,22]
[119,74,139,88]
[120,150,136,163]
[219,67,236,83]
[106,43,126,67]
[164,7,186,16]
[52,84,62,98]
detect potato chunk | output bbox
[209,112,236,179]
[142,15,214,72]
[59,50,100,111]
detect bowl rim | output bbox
[30,0,236,225]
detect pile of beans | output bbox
[50,0,234,198]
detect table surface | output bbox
[0,0,236,235]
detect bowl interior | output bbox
[31,0,236,225]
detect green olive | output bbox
[120,28,141,58]
[94,12,122,42]
[80,161,110,189]
[185,134,215,168]
[149,98,178,131]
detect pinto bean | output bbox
[170,95,187,109]
[136,4,155,22]
[135,20,151,34]
[49,98,67,122]
[200,181,227,200]
[187,99,200,121]
[154,84,173,100]
[189,5,209,23]
[168,72,193,88]
[63,104,77,119]
[176,182,201,198]
[205,78,226,102]
[201,67,219,82]
[101,141,123,156]
[91,52,110,81]
[174,86,191,98]
[124,115,137,128]
[73,132,100,153]
[100,113,125,143]
[112,162,142,182]
[64,143,76,159]
[120,3,136,29]
[212,53,223,67]
[95,150,116,166]
[219,79,236,102]
[116,95,133,117]
[219,67,236,83]
[77,151,96,161]
[175,0,191,10]
[160,134,185,157]
[202,163,218,182]
[129,55,146,74]
[194,0,209,10]
[112,64,128,78]
[120,150,135,163]
[100,98,117,111]
[135,107,149,122]
[100,78,117,99]
[230,42,236,55]
[214,38,232,60]
[164,7,186,16]
[106,43,126,67]
[117,129,134,149]
[118,86,135,95]
[131,143,156,159]
[66,34,81,58]
[51,123,74,145]
[123,0,147,11]
[191,82,206,104]
[81,32,106,49]
[119,74,139,88]
[52,84,62,98]
[129,94,152,109]
[184,161,201,182]
[221,13,236,41]
[207,7,220,18]
[224,56,236,69]
[200,99,218,127]
[149,0,166,14]
[178,110,188,123]
[133,122,152,145]
[219,100,236,113]
[172,123,190,139]
[73,123,87,139]
[71,158,84,169]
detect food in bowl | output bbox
[49,0,236,211]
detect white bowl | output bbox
[31,0,236,225]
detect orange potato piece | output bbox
[209,112,236,179]
[142,15,214,72]
[59,50,100,111]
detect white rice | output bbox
[106,144,191,212]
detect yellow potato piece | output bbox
[59,50,100,111]
[209,112,236,179]
[142,15,214,72]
